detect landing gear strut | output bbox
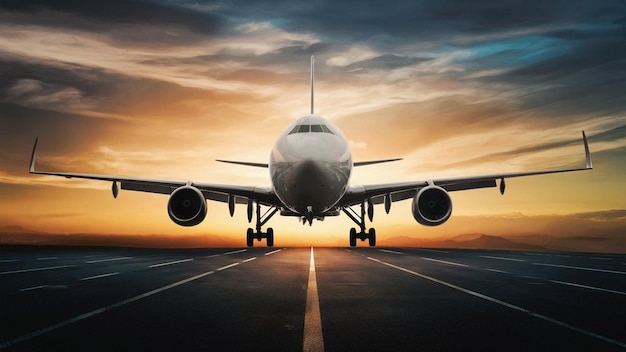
[246,201,278,247]
[343,200,376,247]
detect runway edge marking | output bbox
[367,256,626,349]
[303,247,324,352]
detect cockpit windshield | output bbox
[288,124,334,135]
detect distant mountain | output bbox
[379,233,548,251]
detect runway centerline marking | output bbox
[0,259,19,263]
[223,249,247,256]
[0,265,74,275]
[149,258,193,268]
[265,249,283,256]
[242,257,256,263]
[533,262,626,275]
[85,257,132,264]
[303,247,324,352]
[480,255,525,262]
[368,256,626,349]
[0,254,260,350]
[550,280,626,296]
[379,249,405,255]
[421,257,468,267]
[37,257,58,261]
[80,272,120,281]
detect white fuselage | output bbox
[269,114,352,216]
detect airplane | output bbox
[28,56,593,247]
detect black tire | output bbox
[349,228,357,247]
[246,228,254,247]
[368,228,376,247]
[267,228,274,247]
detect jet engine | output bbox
[412,185,452,226]
[167,185,207,226]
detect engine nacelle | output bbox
[167,186,207,226]
[412,185,452,226]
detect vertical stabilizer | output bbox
[310,55,314,115]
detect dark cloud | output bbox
[0,0,224,46]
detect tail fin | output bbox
[310,55,314,115]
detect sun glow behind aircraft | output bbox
[28,57,593,247]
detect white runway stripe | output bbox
[421,257,468,267]
[0,265,73,275]
[80,272,120,281]
[533,262,626,275]
[85,257,132,264]
[303,247,324,352]
[19,285,48,292]
[265,249,283,256]
[379,249,405,255]
[550,280,626,296]
[480,255,525,262]
[148,258,193,268]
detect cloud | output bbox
[0,0,224,45]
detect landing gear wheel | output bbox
[246,228,254,247]
[368,228,376,247]
[349,228,357,247]
[267,228,274,247]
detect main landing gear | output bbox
[246,201,279,247]
[342,200,376,247]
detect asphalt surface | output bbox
[1,246,625,351]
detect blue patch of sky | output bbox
[452,35,575,71]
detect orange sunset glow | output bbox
[0,1,625,251]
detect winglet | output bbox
[582,131,592,169]
[29,137,38,174]
[310,55,314,115]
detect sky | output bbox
[0,0,625,248]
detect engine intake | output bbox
[412,185,452,226]
[167,186,207,226]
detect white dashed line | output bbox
[379,249,405,255]
[216,263,240,271]
[421,257,468,267]
[36,257,58,261]
[242,257,256,263]
[85,257,133,264]
[0,265,74,275]
[533,262,626,275]
[223,249,247,256]
[19,285,48,292]
[0,259,19,263]
[368,256,626,349]
[80,272,120,281]
[480,255,525,262]
[589,257,612,261]
[148,258,193,268]
[550,280,626,296]
[303,248,324,352]
[264,249,283,256]
[485,268,510,274]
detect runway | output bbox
[1,246,625,351]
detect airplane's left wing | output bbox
[339,131,593,208]
[28,138,281,207]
